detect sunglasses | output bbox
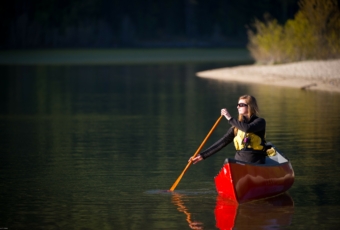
[237,103,248,107]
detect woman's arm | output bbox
[190,127,234,164]
[199,126,235,159]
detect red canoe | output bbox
[214,146,294,203]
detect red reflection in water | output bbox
[215,193,294,230]
[171,192,294,229]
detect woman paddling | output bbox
[190,95,268,164]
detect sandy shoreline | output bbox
[196,59,340,93]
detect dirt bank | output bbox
[196,59,340,93]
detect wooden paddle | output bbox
[169,115,223,191]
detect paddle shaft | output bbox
[169,115,223,191]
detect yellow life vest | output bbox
[233,129,264,151]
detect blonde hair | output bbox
[234,95,260,135]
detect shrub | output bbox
[247,15,286,64]
[247,0,340,64]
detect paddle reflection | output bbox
[171,193,204,230]
[215,193,294,230]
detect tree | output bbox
[247,0,340,64]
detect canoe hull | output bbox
[214,159,294,203]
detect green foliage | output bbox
[247,15,286,64]
[247,0,340,64]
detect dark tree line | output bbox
[1,0,299,49]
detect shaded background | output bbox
[1,0,300,49]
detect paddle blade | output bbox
[169,162,192,191]
[169,116,223,191]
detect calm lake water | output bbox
[1,62,340,230]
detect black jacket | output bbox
[200,115,266,163]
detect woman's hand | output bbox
[221,108,232,120]
[189,155,203,164]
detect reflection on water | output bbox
[171,192,294,230]
[1,63,340,229]
[215,193,294,230]
[172,193,204,230]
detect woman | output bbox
[191,95,267,164]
